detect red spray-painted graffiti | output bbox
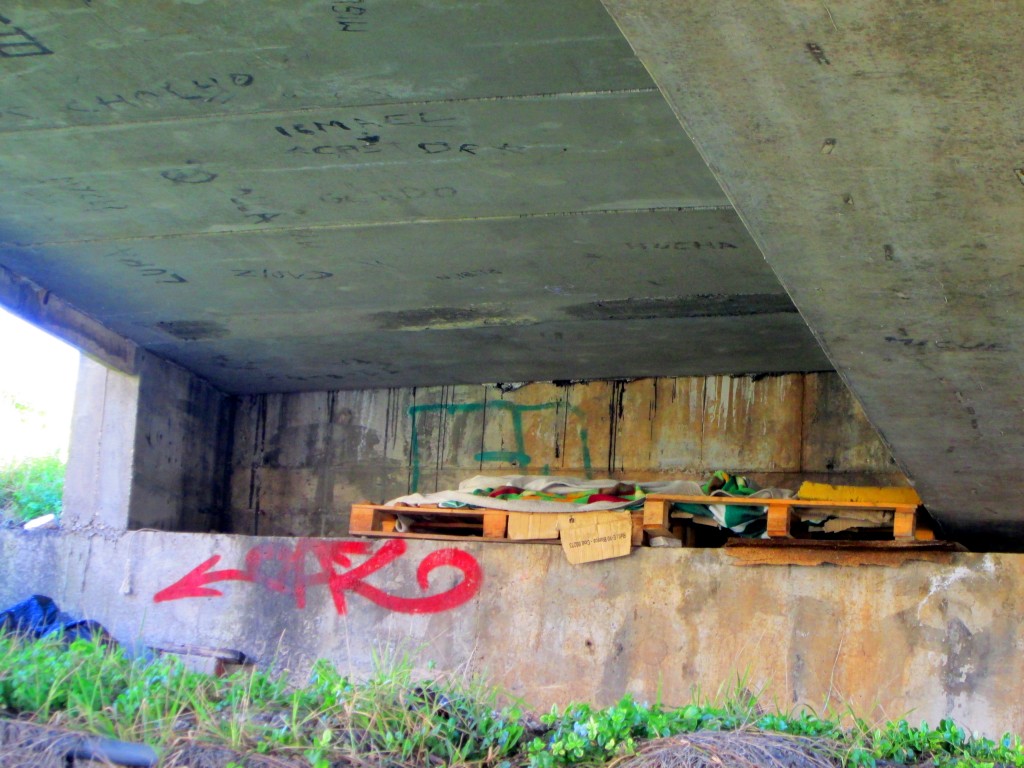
[153,539,481,614]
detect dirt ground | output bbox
[0,718,319,768]
[0,716,933,768]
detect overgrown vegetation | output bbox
[0,632,1021,768]
[0,454,64,522]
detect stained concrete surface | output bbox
[2,528,1022,737]
[598,1,1024,539]
[13,335,1015,737]
[0,2,1018,740]
[0,0,828,395]
[129,353,233,532]
[228,373,905,537]
[66,346,905,538]
[61,358,138,533]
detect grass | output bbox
[0,454,64,522]
[0,633,1022,768]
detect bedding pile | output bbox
[386,471,793,536]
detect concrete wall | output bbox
[1,527,1020,738]
[65,353,233,533]
[18,340,1018,740]
[230,373,907,537]
[60,330,906,539]
[129,353,233,532]
[62,344,905,538]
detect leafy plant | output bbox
[0,454,65,521]
[1,632,1024,768]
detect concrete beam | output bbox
[0,264,137,374]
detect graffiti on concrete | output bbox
[0,13,53,57]
[408,399,593,491]
[153,539,481,614]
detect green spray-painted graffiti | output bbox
[408,399,591,491]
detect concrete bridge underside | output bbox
[0,2,1020,542]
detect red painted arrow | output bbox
[153,555,252,603]
[153,540,483,615]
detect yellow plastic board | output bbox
[796,481,922,505]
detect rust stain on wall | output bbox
[229,373,907,535]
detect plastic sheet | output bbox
[0,594,111,643]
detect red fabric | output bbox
[585,493,630,503]
[488,486,523,497]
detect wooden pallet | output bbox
[642,494,930,541]
[350,503,644,545]
[724,539,962,567]
[350,504,508,541]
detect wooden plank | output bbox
[893,507,917,539]
[352,503,495,538]
[630,513,644,546]
[482,511,508,539]
[354,530,548,543]
[643,498,672,529]
[156,643,249,664]
[681,524,697,547]
[643,498,674,538]
[724,539,961,567]
[349,504,379,533]
[766,506,793,538]
[646,494,921,512]
[404,518,482,529]
[914,515,936,541]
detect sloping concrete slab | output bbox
[601,0,1024,537]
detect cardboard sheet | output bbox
[558,513,633,564]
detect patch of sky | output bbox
[0,306,79,464]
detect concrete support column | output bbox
[64,351,235,534]
[63,356,139,532]
[128,353,234,532]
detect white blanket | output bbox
[388,474,706,514]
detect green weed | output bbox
[1,632,1024,768]
[0,454,65,521]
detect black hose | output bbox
[61,734,159,767]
